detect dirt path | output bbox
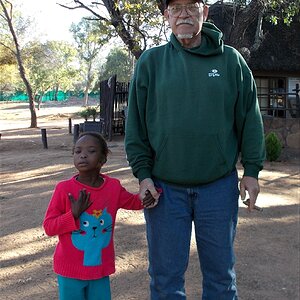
[0,101,299,300]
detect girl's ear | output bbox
[99,157,107,165]
[97,161,104,169]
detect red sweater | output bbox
[43,174,143,280]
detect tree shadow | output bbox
[1,131,299,299]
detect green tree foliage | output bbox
[0,39,80,104]
[0,0,32,46]
[100,47,133,82]
[22,41,80,106]
[0,0,37,127]
[78,105,100,121]
[59,0,166,59]
[42,41,79,96]
[266,0,300,25]
[0,45,19,94]
[213,0,300,25]
[220,0,300,25]
[71,18,109,106]
[59,0,299,60]
[207,0,300,55]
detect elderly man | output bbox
[125,0,265,299]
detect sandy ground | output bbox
[0,100,299,300]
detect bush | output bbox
[87,106,99,121]
[265,132,282,162]
[78,109,90,121]
[78,106,100,121]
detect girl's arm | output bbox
[118,185,158,209]
[43,186,79,236]
[118,185,144,210]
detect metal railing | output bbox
[258,85,300,118]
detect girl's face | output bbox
[73,135,105,173]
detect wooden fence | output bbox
[99,75,129,141]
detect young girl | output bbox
[43,132,156,300]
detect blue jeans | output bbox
[144,170,239,300]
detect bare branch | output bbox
[0,41,16,55]
[57,0,108,21]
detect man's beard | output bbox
[175,19,194,39]
[176,33,194,39]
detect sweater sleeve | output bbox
[125,59,154,182]
[43,184,79,236]
[235,58,266,179]
[118,185,144,210]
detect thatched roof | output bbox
[248,20,300,73]
[208,2,300,74]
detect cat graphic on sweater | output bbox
[72,208,112,266]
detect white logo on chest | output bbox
[208,69,220,77]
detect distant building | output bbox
[208,1,300,119]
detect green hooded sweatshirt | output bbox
[125,22,265,186]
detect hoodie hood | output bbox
[170,22,224,56]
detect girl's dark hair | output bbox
[77,132,110,163]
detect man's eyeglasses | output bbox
[167,3,202,17]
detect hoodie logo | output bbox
[208,69,220,77]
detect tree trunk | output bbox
[0,0,37,127]
[37,92,44,110]
[226,0,264,50]
[251,10,264,52]
[83,86,90,107]
[102,0,144,59]
[83,61,93,107]
[17,51,37,128]
[54,85,59,101]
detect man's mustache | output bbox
[176,19,194,26]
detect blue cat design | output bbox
[71,208,112,266]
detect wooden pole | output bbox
[41,128,48,149]
[74,124,79,144]
[68,118,72,134]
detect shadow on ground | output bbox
[0,128,299,300]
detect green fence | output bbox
[0,90,100,102]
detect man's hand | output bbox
[139,178,160,208]
[239,176,260,212]
[142,190,158,208]
[69,189,92,219]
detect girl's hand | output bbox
[68,189,92,219]
[139,178,160,202]
[142,189,160,208]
